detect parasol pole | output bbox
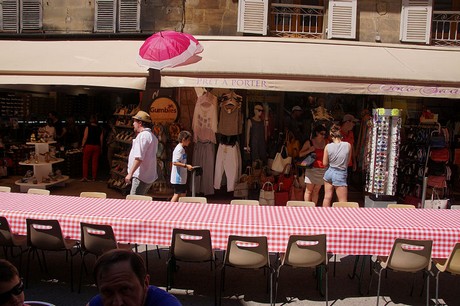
[140,68,161,111]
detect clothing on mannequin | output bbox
[245,104,267,164]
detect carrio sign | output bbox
[149,97,178,123]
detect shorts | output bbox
[323,167,348,187]
[172,183,187,194]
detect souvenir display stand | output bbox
[15,141,68,192]
[364,109,401,207]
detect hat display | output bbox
[291,106,302,112]
[132,110,152,123]
[342,114,359,122]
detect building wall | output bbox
[357,0,402,44]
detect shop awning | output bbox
[162,36,460,99]
[0,37,459,98]
[0,40,148,90]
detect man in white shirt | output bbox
[125,111,158,195]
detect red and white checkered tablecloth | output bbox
[1,193,459,258]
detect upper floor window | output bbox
[0,0,42,33]
[95,0,140,33]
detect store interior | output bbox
[0,84,459,206]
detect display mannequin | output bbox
[245,103,267,164]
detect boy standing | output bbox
[170,131,193,202]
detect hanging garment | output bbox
[214,142,240,192]
[192,141,216,195]
[192,92,218,143]
[217,96,242,136]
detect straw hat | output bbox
[132,110,151,123]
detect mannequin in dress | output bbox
[245,103,267,164]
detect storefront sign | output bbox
[149,97,178,123]
[367,84,460,97]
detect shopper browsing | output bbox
[322,124,351,207]
[125,111,158,195]
[170,130,193,202]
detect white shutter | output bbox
[327,0,357,39]
[400,0,432,44]
[1,0,19,32]
[95,0,116,32]
[20,0,41,32]
[118,0,139,32]
[237,0,268,35]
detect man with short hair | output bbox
[87,249,181,306]
[125,111,158,195]
[0,259,27,306]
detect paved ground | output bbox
[1,175,459,305]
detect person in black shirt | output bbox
[81,114,103,182]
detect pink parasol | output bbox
[137,30,203,70]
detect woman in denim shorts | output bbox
[322,124,351,207]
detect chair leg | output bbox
[69,250,74,292]
[325,265,329,306]
[25,248,32,288]
[435,271,440,306]
[425,271,430,306]
[145,244,149,271]
[78,254,86,293]
[219,266,226,306]
[376,269,383,306]
[349,255,361,279]
[333,254,336,277]
[156,244,161,259]
[274,267,280,305]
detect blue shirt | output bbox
[88,285,182,306]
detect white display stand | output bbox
[15,141,69,192]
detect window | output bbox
[400,0,432,44]
[95,0,140,33]
[0,0,41,33]
[237,0,269,35]
[327,0,357,39]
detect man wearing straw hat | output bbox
[125,110,158,195]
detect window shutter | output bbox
[400,0,432,44]
[118,0,139,32]
[95,0,116,32]
[1,0,19,32]
[237,0,268,35]
[327,0,357,39]
[20,0,41,32]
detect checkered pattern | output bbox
[1,193,459,258]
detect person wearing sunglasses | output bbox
[0,259,27,306]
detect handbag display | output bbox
[424,189,449,209]
[427,175,447,189]
[271,145,292,174]
[430,148,449,162]
[274,164,294,192]
[285,131,300,158]
[233,174,249,198]
[289,175,305,201]
[259,182,275,206]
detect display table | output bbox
[15,141,69,192]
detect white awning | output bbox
[0,40,148,90]
[0,37,459,98]
[162,36,460,99]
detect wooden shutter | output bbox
[20,0,41,32]
[95,0,116,32]
[1,0,19,32]
[400,0,432,43]
[327,0,357,39]
[237,0,268,35]
[118,0,139,32]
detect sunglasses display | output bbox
[0,280,24,304]
[365,108,401,195]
